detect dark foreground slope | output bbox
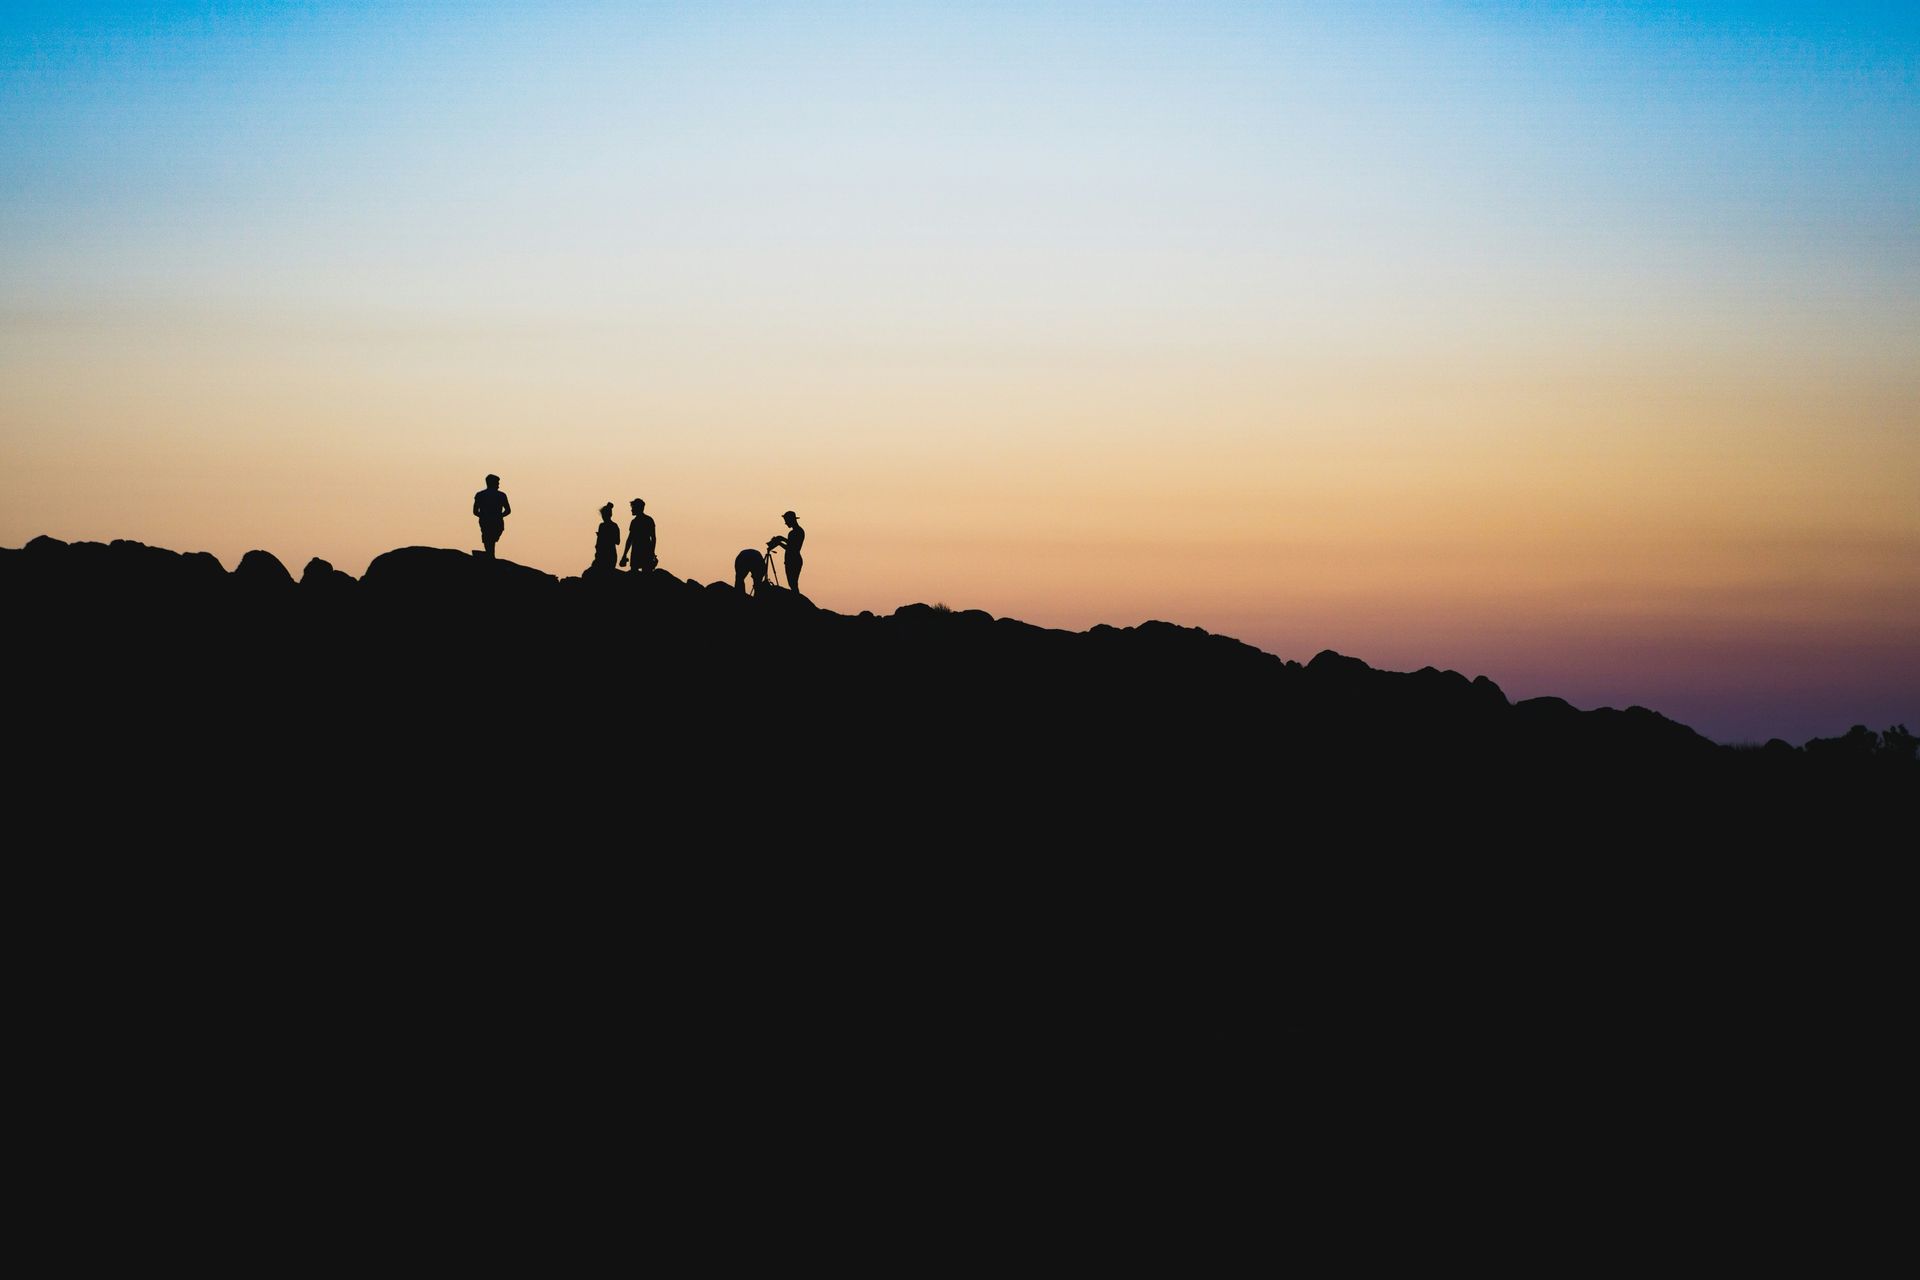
[3,536,1910,841]
[11,534,1907,1234]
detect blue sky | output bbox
[2,3,1915,742]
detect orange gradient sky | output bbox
[3,3,1916,743]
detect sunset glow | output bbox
[4,2,1915,743]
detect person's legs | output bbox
[786,554,802,594]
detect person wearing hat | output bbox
[591,502,621,575]
[766,510,805,595]
[472,473,510,558]
[620,498,657,573]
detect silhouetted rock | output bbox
[109,539,220,584]
[234,550,295,590]
[4,535,227,598]
[3,534,1908,831]
[1307,649,1373,679]
[362,546,558,599]
[754,583,819,616]
[301,557,357,596]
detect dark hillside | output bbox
[3,536,1910,843]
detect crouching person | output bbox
[734,548,767,594]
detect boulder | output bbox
[180,550,228,581]
[301,557,357,595]
[234,549,295,590]
[754,583,818,615]
[1307,649,1372,678]
[362,547,558,599]
[101,541,221,589]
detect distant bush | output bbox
[1804,723,1917,766]
[1883,724,1917,762]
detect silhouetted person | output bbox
[734,548,767,594]
[766,510,805,595]
[620,499,657,573]
[473,474,510,559]
[592,503,620,574]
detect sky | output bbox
[2,1,1915,744]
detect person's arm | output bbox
[620,521,632,565]
[768,535,787,549]
[501,494,511,517]
[473,495,482,517]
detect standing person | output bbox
[591,503,621,574]
[767,510,805,595]
[620,499,657,573]
[473,474,510,558]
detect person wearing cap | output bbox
[766,510,805,595]
[591,503,621,574]
[620,498,657,573]
[472,474,510,558]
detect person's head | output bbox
[600,502,614,520]
[631,498,644,514]
[485,474,500,489]
[783,510,798,527]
